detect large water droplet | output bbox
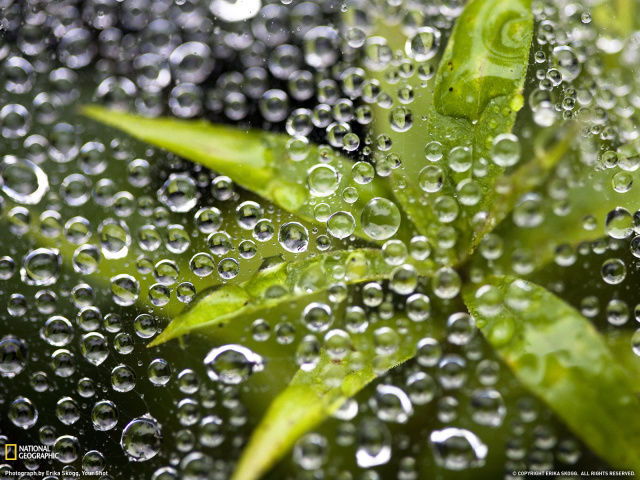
[21,248,61,286]
[204,345,264,385]
[429,428,488,470]
[0,156,49,204]
[121,415,162,462]
[361,197,401,241]
[278,222,309,253]
[406,27,441,61]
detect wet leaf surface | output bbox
[150,248,434,346]
[82,106,416,244]
[464,276,640,473]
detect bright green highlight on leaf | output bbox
[429,0,532,238]
[81,105,414,243]
[381,0,534,260]
[464,276,640,473]
[149,248,433,347]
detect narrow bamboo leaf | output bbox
[470,122,576,251]
[361,30,451,258]
[0,201,191,318]
[359,16,440,239]
[81,105,416,243]
[365,0,534,259]
[481,152,640,275]
[463,276,640,472]
[423,0,533,247]
[149,248,434,346]
[230,300,431,480]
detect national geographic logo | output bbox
[4,444,59,460]
[5,444,16,461]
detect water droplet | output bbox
[0,337,28,377]
[293,433,329,470]
[390,106,413,132]
[491,133,521,167]
[158,174,198,213]
[303,302,333,332]
[110,274,140,306]
[406,27,441,61]
[9,396,38,429]
[470,389,506,427]
[432,267,461,300]
[0,156,49,204]
[605,207,633,239]
[204,345,264,384]
[601,258,626,285]
[429,428,488,470]
[361,198,401,241]
[356,418,391,467]
[80,332,109,366]
[304,26,339,69]
[92,400,119,431]
[307,164,339,197]
[121,415,162,462]
[327,211,355,239]
[279,222,309,252]
[370,385,413,423]
[21,248,61,286]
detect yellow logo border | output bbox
[5,444,17,461]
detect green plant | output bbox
[10,0,640,478]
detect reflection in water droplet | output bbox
[204,345,264,385]
[110,274,140,306]
[121,415,162,462]
[21,248,61,286]
[158,174,198,213]
[327,211,355,239]
[210,0,261,22]
[370,384,414,423]
[356,418,391,467]
[0,156,49,204]
[429,428,488,470]
[304,26,339,70]
[605,207,633,239]
[9,396,38,429]
[0,336,28,377]
[293,433,329,470]
[361,198,401,241]
[307,164,339,197]
[279,222,309,252]
[92,400,119,431]
[54,435,81,464]
[406,27,441,62]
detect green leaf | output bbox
[81,105,415,243]
[149,248,434,346]
[481,148,640,275]
[0,201,192,319]
[366,0,534,260]
[231,292,434,480]
[607,330,640,388]
[470,122,577,251]
[426,0,533,242]
[463,276,640,472]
